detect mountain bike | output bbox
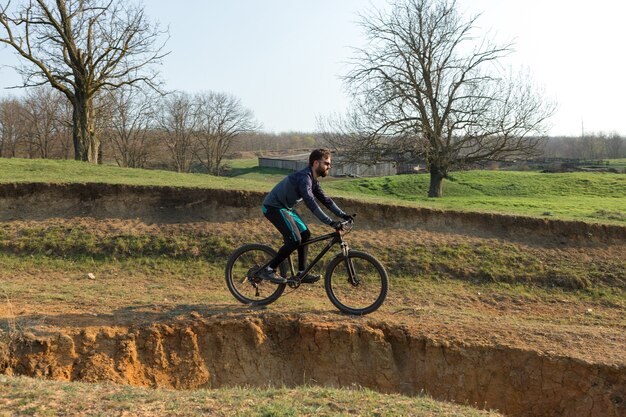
[224,218,388,315]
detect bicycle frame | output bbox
[287,230,344,279]
[258,225,352,282]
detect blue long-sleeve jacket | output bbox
[262,167,346,225]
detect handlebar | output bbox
[335,214,356,234]
[340,218,354,227]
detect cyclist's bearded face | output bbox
[316,157,331,177]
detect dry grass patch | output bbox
[0,375,503,417]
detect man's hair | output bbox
[309,148,331,166]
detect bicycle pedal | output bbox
[286,278,301,288]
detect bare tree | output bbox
[193,91,259,175]
[604,133,624,159]
[543,133,626,160]
[0,0,168,163]
[0,96,25,157]
[21,86,66,158]
[319,110,418,165]
[336,0,555,197]
[55,97,74,159]
[106,86,155,168]
[156,91,196,173]
[576,135,606,160]
[232,132,321,154]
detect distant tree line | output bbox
[0,88,74,160]
[0,85,326,173]
[543,134,626,160]
[231,132,322,154]
[2,86,623,169]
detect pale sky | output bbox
[1,0,625,136]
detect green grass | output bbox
[1,241,623,342]
[0,253,233,314]
[0,223,233,260]
[324,170,626,224]
[1,157,626,224]
[0,376,503,417]
[0,157,277,191]
[607,158,626,169]
[1,157,623,415]
[222,158,294,183]
[1,221,624,294]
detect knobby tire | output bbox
[224,243,286,306]
[324,250,388,315]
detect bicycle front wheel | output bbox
[225,243,286,306]
[324,250,388,315]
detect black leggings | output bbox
[263,206,311,271]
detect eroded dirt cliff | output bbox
[1,182,625,243]
[2,314,624,417]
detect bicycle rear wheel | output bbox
[324,250,388,315]
[225,243,286,306]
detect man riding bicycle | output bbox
[259,148,353,284]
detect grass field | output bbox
[1,216,623,329]
[1,220,624,294]
[1,157,625,224]
[0,157,275,191]
[1,157,625,416]
[606,158,626,169]
[0,376,502,417]
[326,170,626,223]
[0,218,624,415]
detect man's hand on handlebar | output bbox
[331,214,356,231]
[330,220,344,230]
[341,213,355,222]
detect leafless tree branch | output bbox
[0,0,169,163]
[325,0,555,196]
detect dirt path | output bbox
[1,216,624,366]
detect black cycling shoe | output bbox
[257,268,287,284]
[298,273,321,284]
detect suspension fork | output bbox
[341,241,358,285]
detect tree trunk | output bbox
[73,95,99,163]
[72,107,84,160]
[428,164,446,198]
[97,142,103,164]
